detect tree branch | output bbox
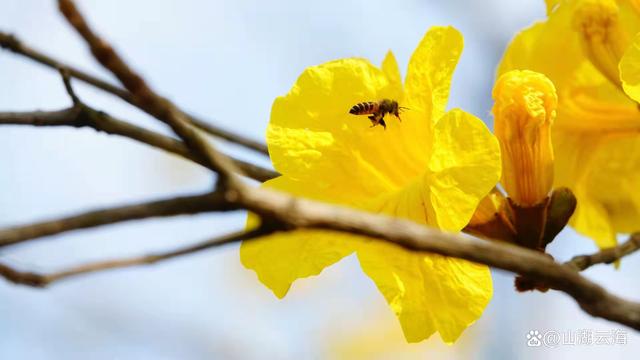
[565,234,640,271]
[58,0,243,184]
[235,187,640,331]
[0,108,278,182]
[0,191,238,248]
[0,31,269,156]
[0,228,270,287]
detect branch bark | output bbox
[0,191,238,248]
[235,187,640,331]
[566,234,640,271]
[0,31,269,156]
[0,108,278,182]
[58,0,242,184]
[0,228,269,287]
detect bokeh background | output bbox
[0,1,639,359]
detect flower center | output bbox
[493,70,557,207]
[572,0,631,90]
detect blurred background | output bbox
[0,0,638,359]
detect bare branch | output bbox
[58,0,242,185]
[0,31,269,155]
[0,191,238,248]
[0,228,270,287]
[59,68,80,105]
[566,234,640,271]
[0,108,278,182]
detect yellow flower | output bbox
[241,26,501,343]
[499,0,640,248]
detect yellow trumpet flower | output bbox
[499,0,640,248]
[241,26,502,343]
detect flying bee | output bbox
[348,99,407,130]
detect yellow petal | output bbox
[240,176,357,298]
[405,26,463,124]
[353,110,498,342]
[357,241,492,343]
[580,133,640,236]
[382,50,402,90]
[268,58,428,192]
[570,191,617,248]
[497,22,545,77]
[428,109,502,231]
[555,130,640,248]
[545,0,561,14]
[620,32,640,102]
[497,2,585,91]
[552,131,616,248]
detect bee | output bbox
[349,99,406,129]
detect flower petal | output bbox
[405,26,463,123]
[620,32,640,103]
[497,2,586,91]
[572,133,640,247]
[382,50,402,90]
[545,0,561,14]
[352,110,497,342]
[571,192,616,248]
[268,58,427,195]
[428,109,502,231]
[357,241,492,343]
[240,176,357,298]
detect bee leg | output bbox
[393,110,402,122]
[368,115,378,127]
[379,118,387,130]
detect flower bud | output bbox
[493,70,557,206]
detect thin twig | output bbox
[0,228,270,287]
[58,0,241,185]
[59,69,80,105]
[0,108,278,182]
[0,191,238,248]
[566,234,640,271]
[0,31,269,155]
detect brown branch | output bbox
[0,108,278,182]
[58,0,242,183]
[0,228,270,287]
[0,31,269,155]
[0,191,238,248]
[566,234,640,271]
[235,187,640,331]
